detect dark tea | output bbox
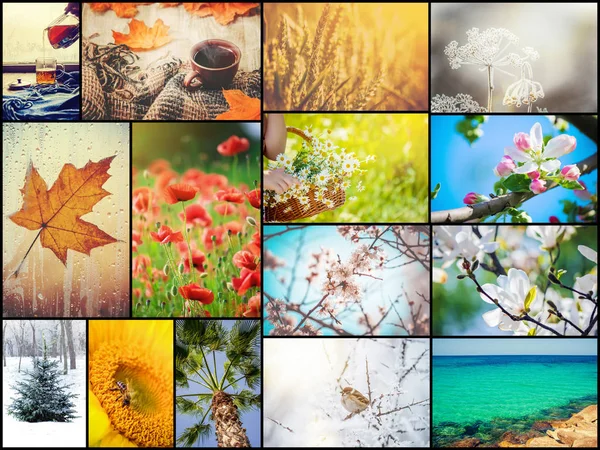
[47,24,79,49]
[36,68,56,84]
[194,45,237,68]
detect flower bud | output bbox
[574,181,592,201]
[199,272,208,278]
[548,272,560,285]
[246,216,257,227]
[163,264,170,275]
[463,192,489,205]
[171,285,179,296]
[529,178,547,194]
[560,164,580,181]
[178,263,185,273]
[549,216,560,223]
[527,170,540,180]
[513,132,531,151]
[493,156,516,177]
[155,221,161,229]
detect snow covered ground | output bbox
[2,356,86,447]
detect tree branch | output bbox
[556,115,597,143]
[432,153,597,223]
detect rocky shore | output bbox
[450,405,597,448]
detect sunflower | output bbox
[89,320,173,447]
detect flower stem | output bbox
[181,202,196,284]
[487,65,494,112]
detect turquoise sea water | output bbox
[433,355,597,446]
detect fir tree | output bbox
[7,337,78,423]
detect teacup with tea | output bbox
[184,39,241,89]
[36,57,64,85]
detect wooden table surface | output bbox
[82,3,261,72]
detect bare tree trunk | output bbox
[18,321,25,373]
[211,391,250,447]
[29,320,36,358]
[65,321,76,370]
[2,322,7,367]
[60,320,68,375]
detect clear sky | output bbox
[431,115,597,222]
[176,321,261,447]
[433,338,598,356]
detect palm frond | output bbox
[176,397,206,415]
[232,389,261,413]
[226,320,260,364]
[176,422,212,447]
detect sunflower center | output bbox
[89,341,172,447]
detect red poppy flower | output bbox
[180,204,213,227]
[245,189,261,209]
[243,293,261,318]
[132,187,152,214]
[217,135,250,156]
[245,231,261,257]
[183,249,206,273]
[147,159,171,175]
[203,173,229,188]
[224,221,244,235]
[133,254,151,275]
[155,169,178,197]
[132,230,143,252]
[133,288,141,298]
[233,250,258,271]
[232,267,261,296]
[179,284,214,304]
[164,183,198,204]
[216,187,245,204]
[203,226,225,250]
[150,225,184,244]
[214,203,238,216]
[203,310,211,317]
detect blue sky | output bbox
[434,338,598,356]
[431,115,597,222]
[176,321,261,447]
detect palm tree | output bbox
[175,320,260,447]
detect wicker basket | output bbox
[264,127,346,222]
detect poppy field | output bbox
[132,123,261,318]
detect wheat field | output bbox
[264,3,429,111]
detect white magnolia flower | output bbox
[505,122,577,175]
[578,245,598,265]
[479,268,542,331]
[503,62,544,109]
[433,267,448,284]
[434,226,499,268]
[526,225,575,249]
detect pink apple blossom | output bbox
[530,178,547,194]
[463,192,490,205]
[560,164,581,181]
[549,216,560,223]
[513,132,531,151]
[527,171,541,180]
[494,156,516,177]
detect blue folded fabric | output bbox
[3,70,80,121]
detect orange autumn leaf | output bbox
[9,156,118,266]
[184,3,259,25]
[159,2,182,7]
[216,90,261,120]
[113,18,173,52]
[89,3,152,18]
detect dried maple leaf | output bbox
[184,3,259,25]
[9,156,118,269]
[89,2,152,18]
[113,18,173,52]
[216,90,261,120]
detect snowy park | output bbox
[2,320,86,448]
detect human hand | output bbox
[264,168,299,194]
[65,2,80,16]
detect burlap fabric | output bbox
[145,66,261,120]
[82,40,261,120]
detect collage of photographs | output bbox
[1,2,597,449]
